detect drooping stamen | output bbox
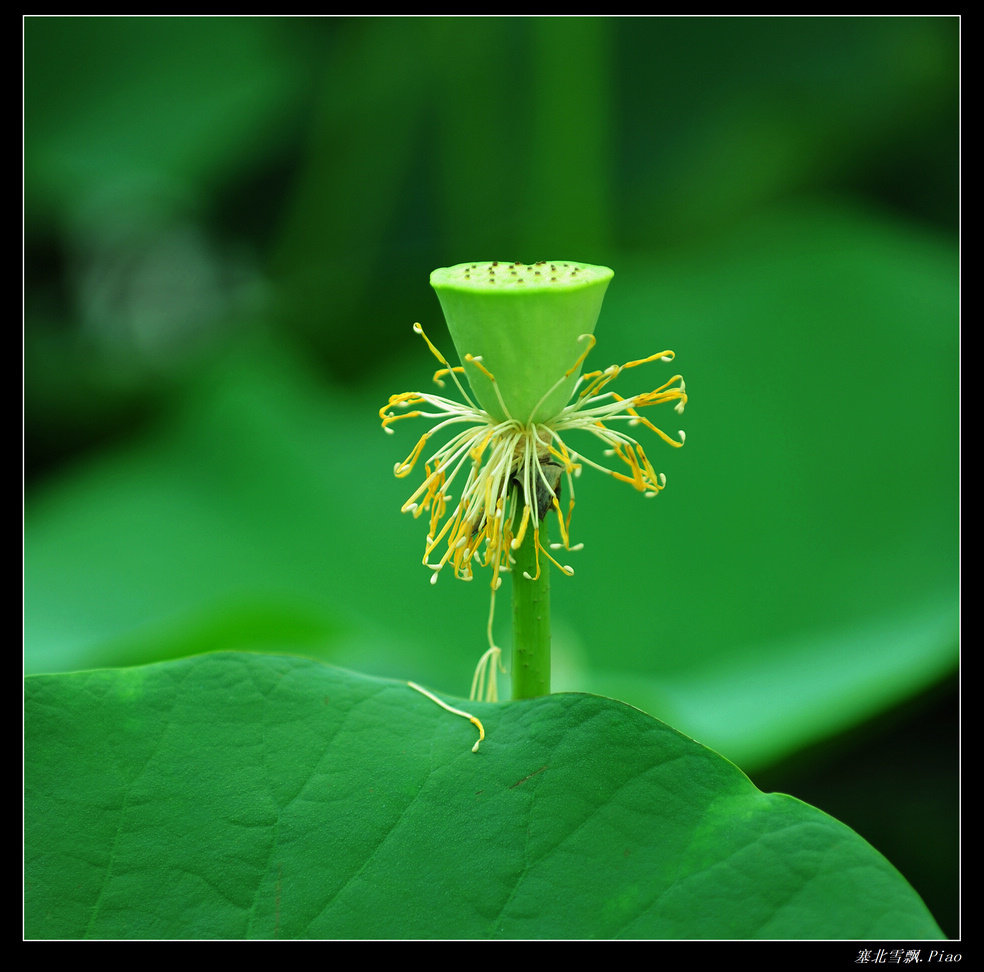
[408,681,486,752]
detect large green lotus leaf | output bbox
[25,653,941,940]
[24,203,957,770]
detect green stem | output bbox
[511,518,551,699]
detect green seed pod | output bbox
[430,261,614,423]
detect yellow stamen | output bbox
[382,323,686,700]
[408,681,486,752]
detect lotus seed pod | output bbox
[430,261,614,423]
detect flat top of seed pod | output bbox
[431,261,613,292]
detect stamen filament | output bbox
[408,681,485,753]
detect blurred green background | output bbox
[25,17,959,935]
